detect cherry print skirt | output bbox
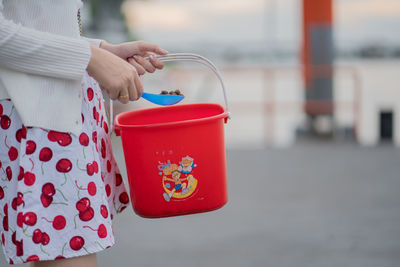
[0,72,130,264]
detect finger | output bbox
[127,76,137,102]
[148,54,164,70]
[107,88,119,101]
[133,74,144,100]
[137,41,168,55]
[133,55,156,73]
[127,57,146,76]
[118,88,130,104]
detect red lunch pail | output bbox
[113,53,230,218]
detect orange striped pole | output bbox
[302,0,334,116]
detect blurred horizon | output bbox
[84,0,400,62]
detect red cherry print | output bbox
[83,224,107,238]
[8,147,18,161]
[119,192,129,204]
[32,229,43,244]
[56,159,72,173]
[17,212,23,227]
[79,207,94,221]
[26,140,36,155]
[98,224,107,238]
[0,186,3,200]
[18,166,24,181]
[0,115,11,129]
[24,172,36,186]
[86,163,94,176]
[15,128,23,142]
[87,87,94,101]
[105,184,111,197]
[53,215,66,230]
[11,198,17,210]
[101,138,106,158]
[11,231,16,245]
[3,216,8,231]
[92,161,98,173]
[23,212,37,226]
[42,215,66,230]
[40,194,53,208]
[93,107,97,120]
[70,236,85,251]
[100,116,103,127]
[107,160,111,172]
[5,166,12,181]
[9,259,13,264]
[21,125,27,138]
[39,147,53,162]
[87,182,97,196]
[3,203,8,216]
[48,131,72,146]
[92,131,97,144]
[103,122,109,134]
[26,255,40,262]
[16,240,23,256]
[47,131,58,142]
[41,232,50,245]
[76,197,90,212]
[42,183,55,196]
[16,192,24,206]
[55,255,66,260]
[1,233,4,246]
[100,205,108,218]
[81,113,85,124]
[115,173,122,186]
[13,234,19,247]
[79,133,89,146]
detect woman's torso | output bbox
[2,0,82,37]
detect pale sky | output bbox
[121,0,400,51]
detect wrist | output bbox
[100,41,120,56]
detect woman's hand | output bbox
[86,45,143,104]
[99,41,167,75]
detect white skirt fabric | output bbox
[0,72,129,264]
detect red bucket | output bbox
[113,54,230,218]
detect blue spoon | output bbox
[141,92,184,106]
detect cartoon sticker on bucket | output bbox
[159,156,198,202]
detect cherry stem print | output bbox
[40,245,50,256]
[41,216,66,231]
[83,224,107,238]
[73,214,78,229]
[61,242,67,256]
[75,160,86,172]
[75,180,97,199]
[23,190,32,195]
[96,241,105,250]
[56,189,68,202]
[56,159,72,186]
[29,158,34,171]
[22,227,32,238]
[9,106,14,117]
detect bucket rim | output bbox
[115,103,228,130]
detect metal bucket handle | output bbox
[110,53,230,132]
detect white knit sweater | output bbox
[0,0,103,136]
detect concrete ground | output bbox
[5,141,400,267]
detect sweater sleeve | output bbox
[0,2,92,81]
[82,37,103,48]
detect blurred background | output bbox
[7,0,400,266]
